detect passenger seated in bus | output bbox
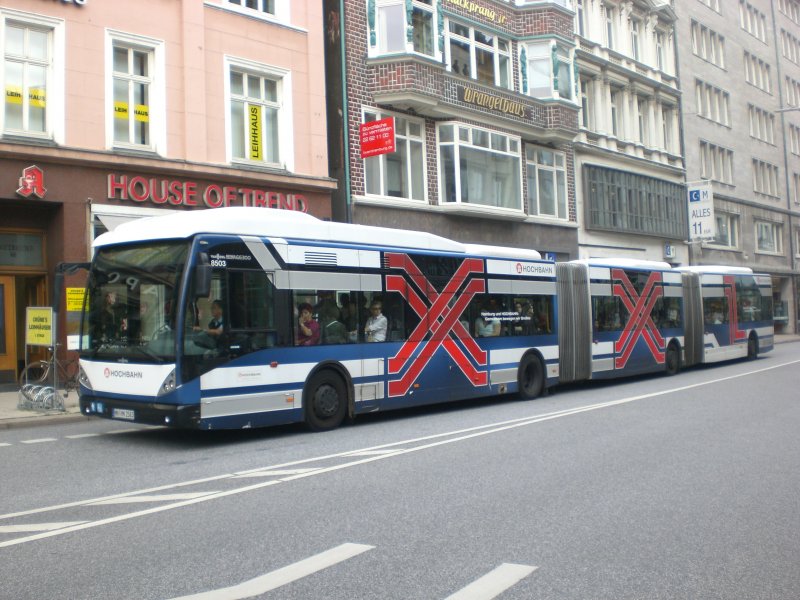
[296,303,320,346]
[322,319,348,344]
[475,300,501,337]
[364,301,388,342]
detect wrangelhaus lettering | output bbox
[458,86,529,119]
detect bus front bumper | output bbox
[80,396,200,428]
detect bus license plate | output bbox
[112,408,135,421]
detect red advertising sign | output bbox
[360,117,396,158]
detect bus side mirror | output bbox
[195,253,211,298]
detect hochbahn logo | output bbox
[611,269,665,369]
[384,253,488,397]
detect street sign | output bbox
[360,117,396,158]
[26,307,53,346]
[687,183,715,241]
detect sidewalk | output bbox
[2,334,799,430]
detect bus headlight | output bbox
[158,369,176,396]
[79,366,92,391]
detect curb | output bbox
[0,411,90,431]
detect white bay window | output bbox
[438,123,521,211]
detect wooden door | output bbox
[0,276,17,382]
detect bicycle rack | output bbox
[18,384,65,413]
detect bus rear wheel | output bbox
[747,335,758,360]
[518,354,544,400]
[304,370,347,431]
[665,343,681,376]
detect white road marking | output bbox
[107,428,145,434]
[65,433,101,439]
[232,468,319,478]
[89,493,220,505]
[20,438,57,444]
[445,563,538,600]
[167,543,374,600]
[0,442,10,447]
[0,358,797,549]
[0,521,88,533]
[344,449,405,456]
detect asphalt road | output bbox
[2,343,799,599]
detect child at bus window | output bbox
[296,303,320,346]
[364,301,388,342]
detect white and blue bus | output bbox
[77,208,773,430]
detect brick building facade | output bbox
[324,0,581,257]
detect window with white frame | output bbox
[740,1,767,42]
[637,97,649,145]
[604,4,616,49]
[108,33,165,152]
[787,76,800,106]
[782,29,800,64]
[793,172,800,203]
[789,124,800,154]
[699,0,721,13]
[630,19,641,61]
[755,220,783,254]
[779,0,800,24]
[655,31,666,72]
[662,107,675,153]
[609,89,620,137]
[526,146,567,220]
[580,77,592,129]
[748,105,775,144]
[695,80,730,126]
[744,52,771,93]
[223,0,289,21]
[699,141,734,184]
[711,212,739,248]
[372,0,435,57]
[752,159,779,196]
[446,20,510,89]
[690,21,725,68]
[438,123,521,211]
[2,13,63,140]
[524,41,573,100]
[363,111,425,201]
[575,0,587,37]
[227,61,290,168]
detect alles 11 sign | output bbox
[107,174,307,212]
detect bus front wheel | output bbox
[518,354,544,400]
[304,370,347,431]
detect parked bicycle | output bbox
[18,346,80,392]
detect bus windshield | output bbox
[80,241,189,362]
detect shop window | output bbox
[227,59,292,170]
[437,123,522,212]
[363,111,425,201]
[526,146,567,220]
[1,11,64,141]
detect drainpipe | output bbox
[339,0,353,224]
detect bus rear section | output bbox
[558,259,687,381]
[675,266,774,362]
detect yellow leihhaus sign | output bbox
[26,307,53,347]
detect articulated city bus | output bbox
[77,208,773,430]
